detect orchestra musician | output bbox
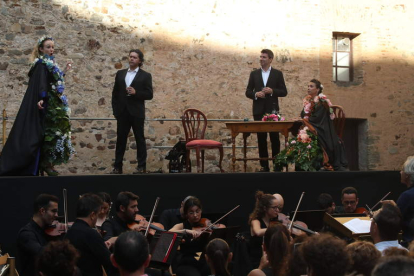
[65,193,117,276]
[169,196,225,276]
[96,192,112,229]
[158,195,192,230]
[336,187,367,214]
[248,191,281,269]
[16,194,59,276]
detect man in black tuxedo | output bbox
[111,49,153,174]
[245,49,288,172]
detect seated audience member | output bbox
[248,223,291,276]
[397,156,414,246]
[382,247,410,257]
[205,238,232,276]
[110,231,151,276]
[372,256,414,276]
[159,195,192,230]
[316,193,335,214]
[335,187,365,214]
[65,193,117,275]
[17,194,59,276]
[286,235,308,276]
[370,201,406,253]
[300,233,349,276]
[37,240,80,276]
[345,241,381,276]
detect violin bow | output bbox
[366,191,391,217]
[288,192,305,231]
[200,205,240,234]
[144,197,160,237]
[63,188,68,232]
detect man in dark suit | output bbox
[245,49,288,172]
[111,49,153,174]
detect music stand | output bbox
[207,226,241,248]
[149,231,183,271]
[289,210,326,232]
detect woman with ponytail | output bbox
[248,224,291,276]
[205,238,232,276]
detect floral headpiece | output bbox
[38,35,54,46]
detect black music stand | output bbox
[149,231,183,271]
[289,210,326,232]
[207,226,241,247]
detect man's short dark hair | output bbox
[341,187,358,198]
[317,193,334,209]
[261,49,274,60]
[76,193,103,218]
[115,191,139,212]
[113,231,149,272]
[372,256,414,276]
[129,49,144,67]
[373,202,402,241]
[34,194,59,213]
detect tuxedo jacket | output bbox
[111,68,153,118]
[245,67,288,116]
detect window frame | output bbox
[332,32,359,83]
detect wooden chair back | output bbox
[331,105,346,139]
[181,109,207,142]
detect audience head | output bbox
[301,233,349,276]
[370,201,402,243]
[76,193,103,227]
[372,256,414,276]
[115,191,139,223]
[287,235,308,276]
[345,241,381,276]
[263,223,291,276]
[37,240,79,276]
[249,191,280,224]
[183,196,202,224]
[111,231,150,274]
[205,238,232,276]
[317,193,335,214]
[383,247,409,257]
[401,156,414,187]
[33,194,59,227]
[341,187,359,213]
[97,192,112,218]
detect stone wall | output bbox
[0,0,413,174]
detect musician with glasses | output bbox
[336,187,366,214]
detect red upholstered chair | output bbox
[181,109,224,173]
[331,105,346,139]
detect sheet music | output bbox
[343,218,371,234]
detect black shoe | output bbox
[110,167,123,174]
[133,167,146,174]
[259,167,270,172]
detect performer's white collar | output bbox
[261,66,272,73]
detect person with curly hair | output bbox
[300,233,349,276]
[345,241,381,276]
[0,35,73,176]
[37,240,80,276]
[248,191,282,269]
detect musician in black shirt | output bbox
[17,194,59,276]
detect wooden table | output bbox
[225,121,301,172]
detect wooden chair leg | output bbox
[195,147,201,173]
[218,146,224,173]
[201,149,205,173]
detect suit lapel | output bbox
[130,69,142,86]
[266,67,275,86]
[257,69,265,88]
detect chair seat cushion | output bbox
[186,139,222,147]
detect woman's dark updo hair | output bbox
[183,196,202,217]
[310,79,323,94]
[248,191,276,224]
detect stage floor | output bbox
[0,170,403,256]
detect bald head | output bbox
[273,194,284,209]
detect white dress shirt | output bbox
[125,67,139,87]
[375,240,407,254]
[255,66,272,100]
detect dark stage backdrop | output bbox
[0,171,404,257]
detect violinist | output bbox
[169,196,224,276]
[336,187,367,214]
[16,194,59,276]
[96,192,112,228]
[316,193,336,214]
[248,191,281,269]
[159,195,192,230]
[65,193,117,276]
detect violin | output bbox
[128,214,165,235]
[45,189,71,237]
[191,218,225,232]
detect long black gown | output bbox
[0,63,50,176]
[301,102,348,170]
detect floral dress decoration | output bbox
[302,93,335,120]
[33,55,75,167]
